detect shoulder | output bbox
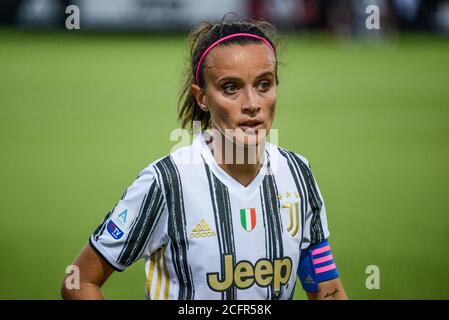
[266,142,312,168]
[137,143,198,184]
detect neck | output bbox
[208,132,266,187]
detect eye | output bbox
[256,81,271,92]
[223,83,239,95]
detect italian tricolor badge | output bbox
[240,208,256,232]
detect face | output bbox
[192,43,277,147]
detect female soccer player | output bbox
[61,19,347,300]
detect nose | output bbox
[242,87,261,115]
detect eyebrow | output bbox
[255,71,275,79]
[215,70,275,83]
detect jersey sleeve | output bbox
[89,165,167,271]
[298,157,330,250]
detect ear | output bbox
[191,84,209,112]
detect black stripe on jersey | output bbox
[156,156,195,300]
[93,209,113,241]
[278,148,307,250]
[293,155,324,245]
[203,162,224,300]
[279,149,325,245]
[204,161,237,300]
[117,180,165,266]
[260,186,270,300]
[288,281,297,300]
[260,159,284,299]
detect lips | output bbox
[238,120,263,132]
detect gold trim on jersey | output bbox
[162,245,170,299]
[146,252,156,299]
[282,201,300,237]
[155,250,163,299]
[189,219,216,238]
[146,246,170,300]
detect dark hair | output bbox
[178,17,281,131]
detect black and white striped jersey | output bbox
[90,133,330,300]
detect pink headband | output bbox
[195,33,275,84]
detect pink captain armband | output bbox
[297,239,340,292]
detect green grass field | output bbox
[0,29,448,299]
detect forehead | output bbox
[203,43,276,81]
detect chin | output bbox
[234,131,267,148]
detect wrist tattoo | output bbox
[324,288,339,299]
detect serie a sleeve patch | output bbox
[106,201,135,240]
[297,239,339,292]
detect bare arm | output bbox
[306,277,348,300]
[61,243,115,300]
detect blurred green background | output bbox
[0,29,448,299]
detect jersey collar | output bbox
[193,132,270,198]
